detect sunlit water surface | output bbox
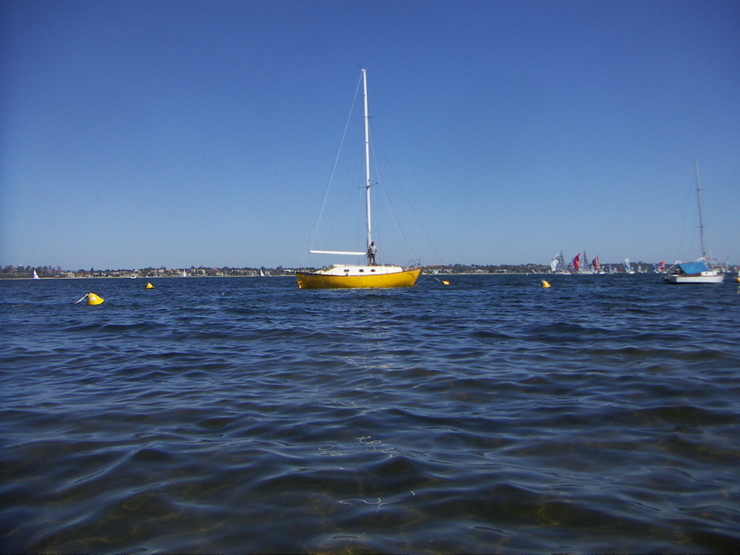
[2,274,740,554]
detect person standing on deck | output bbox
[367,242,377,265]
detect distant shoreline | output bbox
[1,270,670,280]
[5,261,730,280]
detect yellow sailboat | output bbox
[296,69,421,289]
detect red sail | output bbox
[572,253,581,271]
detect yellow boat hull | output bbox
[296,268,421,289]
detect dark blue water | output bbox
[2,274,740,554]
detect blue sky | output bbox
[1,0,738,270]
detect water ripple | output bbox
[2,275,740,553]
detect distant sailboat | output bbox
[571,253,581,273]
[549,252,568,274]
[296,69,421,289]
[665,162,724,284]
[591,256,602,274]
[32,270,40,279]
[624,258,635,274]
[582,252,591,274]
[570,252,592,274]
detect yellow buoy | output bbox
[87,292,104,305]
[442,280,450,286]
[735,276,740,284]
[146,282,154,289]
[541,280,551,288]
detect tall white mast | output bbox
[362,68,373,256]
[694,160,707,259]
